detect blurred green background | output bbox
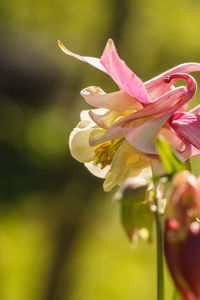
[0,0,200,299]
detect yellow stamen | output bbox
[93,138,124,169]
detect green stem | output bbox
[155,192,164,300]
[185,159,192,172]
[172,286,182,300]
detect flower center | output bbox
[93,138,124,169]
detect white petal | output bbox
[58,41,106,72]
[80,110,95,123]
[103,141,151,191]
[76,110,97,129]
[69,128,95,162]
[84,162,110,179]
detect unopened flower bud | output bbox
[164,171,200,300]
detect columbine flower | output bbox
[59,39,200,190]
[164,171,200,300]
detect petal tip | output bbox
[105,38,116,51]
[81,86,105,97]
[108,38,114,45]
[80,88,90,97]
[58,40,71,55]
[58,40,64,50]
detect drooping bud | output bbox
[115,175,153,246]
[164,171,200,300]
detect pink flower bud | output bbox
[164,171,200,300]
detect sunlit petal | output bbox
[112,86,187,128]
[91,127,124,146]
[69,128,95,162]
[100,39,149,104]
[89,109,121,129]
[159,125,185,152]
[81,86,143,112]
[103,141,151,191]
[145,63,200,100]
[124,74,196,154]
[58,40,106,72]
[189,104,200,115]
[62,37,200,191]
[171,113,200,149]
[84,162,110,179]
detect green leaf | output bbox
[156,138,185,175]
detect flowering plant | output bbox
[59,39,200,300]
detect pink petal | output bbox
[178,142,193,160]
[123,74,196,154]
[97,86,185,154]
[114,73,196,128]
[189,104,200,115]
[171,111,185,121]
[58,40,106,72]
[145,63,200,101]
[190,145,200,157]
[159,125,185,152]
[113,86,187,128]
[125,115,174,154]
[159,125,193,160]
[81,87,143,112]
[171,113,200,149]
[100,39,149,104]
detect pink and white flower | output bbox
[59,39,200,190]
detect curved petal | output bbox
[95,85,188,153]
[100,39,149,104]
[190,145,200,157]
[159,125,185,152]
[125,116,171,154]
[84,162,110,179]
[103,141,151,191]
[112,86,187,128]
[123,74,196,154]
[111,73,196,125]
[178,142,193,160]
[90,127,124,146]
[58,40,106,72]
[69,127,95,162]
[189,104,200,115]
[104,162,151,192]
[171,113,200,149]
[81,86,143,112]
[89,128,107,146]
[78,110,96,128]
[145,63,200,100]
[89,109,121,129]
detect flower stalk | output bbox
[185,159,192,172]
[172,287,182,300]
[154,189,164,300]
